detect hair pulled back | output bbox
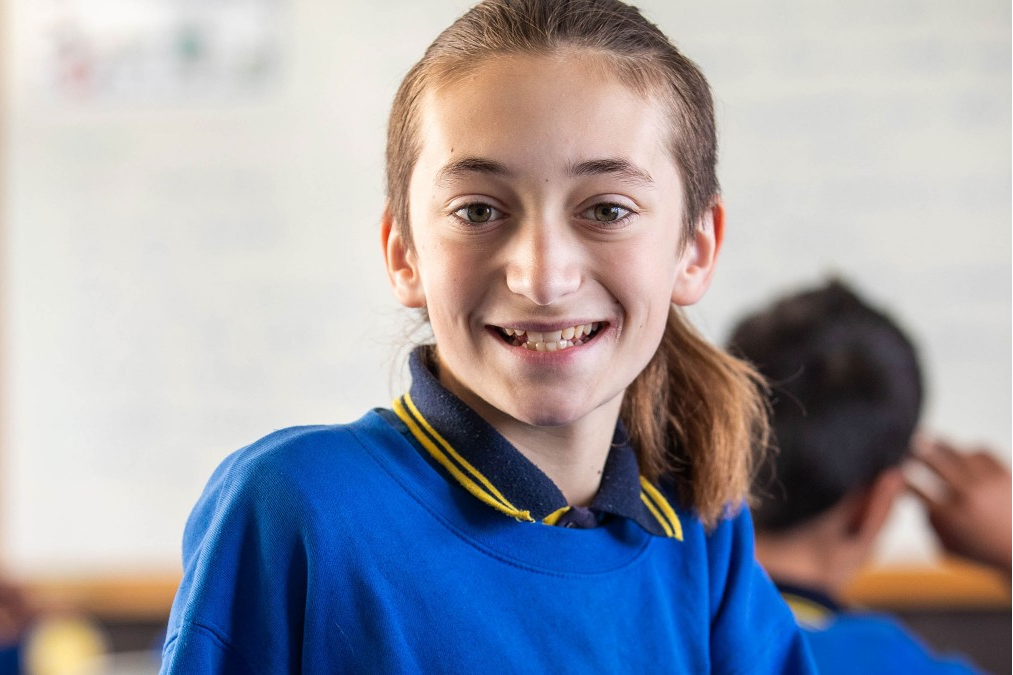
[386,0,768,527]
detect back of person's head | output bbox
[729,280,923,532]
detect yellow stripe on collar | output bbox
[782,593,834,630]
[640,492,673,537]
[639,477,683,540]
[393,395,535,523]
[542,506,570,526]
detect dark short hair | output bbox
[728,280,923,532]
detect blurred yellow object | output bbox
[24,614,109,675]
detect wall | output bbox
[2,0,1009,575]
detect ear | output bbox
[845,468,906,544]
[671,197,724,306]
[381,204,426,309]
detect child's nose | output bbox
[504,221,582,306]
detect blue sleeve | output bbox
[708,508,818,674]
[160,432,314,675]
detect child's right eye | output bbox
[454,203,503,224]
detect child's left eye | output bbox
[581,203,631,223]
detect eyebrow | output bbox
[432,155,654,187]
[568,158,654,186]
[434,157,512,188]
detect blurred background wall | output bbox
[1,0,1009,580]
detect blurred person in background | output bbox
[0,579,29,675]
[729,279,1011,675]
[0,578,111,675]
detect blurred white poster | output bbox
[27,0,284,103]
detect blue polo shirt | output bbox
[162,349,815,673]
[776,580,981,674]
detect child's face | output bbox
[385,53,719,436]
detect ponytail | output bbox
[621,307,770,528]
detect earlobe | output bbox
[670,198,724,306]
[381,205,426,309]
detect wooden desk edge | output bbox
[23,572,182,621]
[843,558,1011,610]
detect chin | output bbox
[516,411,579,428]
[504,398,596,429]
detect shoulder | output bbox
[816,611,933,648]
[662,497,760,596]
[223,412,390,470]
[691,503,758,578]
[664,502,816,673]
[165,409,416,672]
[204,411,396,498]
[181,411,401,553]
[704,507,818,673]
[807,612,981,674]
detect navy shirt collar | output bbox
[390,348,682,539]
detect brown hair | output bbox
[386,0,768,527]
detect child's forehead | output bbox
[431,49,659,98]
[421,52,669,136]
[410,54,683,194]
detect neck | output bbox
[497,405,620,507]
[429,349,623,507]
[754,511,866,599]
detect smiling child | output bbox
[160,1,816,672]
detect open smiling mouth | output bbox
[494,322,603,352]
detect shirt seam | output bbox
[165,620,258,674]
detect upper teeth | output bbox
[500,322,600,351]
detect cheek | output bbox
[606,241,680,299]
[418,260,485,328]
[609,259,680,347]
[417,243,480,298]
